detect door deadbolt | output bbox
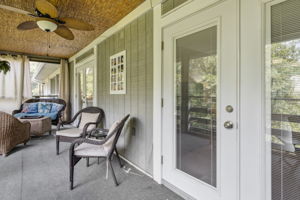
[225,105,234,113]
[224,121,234,129]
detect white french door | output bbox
[162,0,239,199]
[76,61,95,111]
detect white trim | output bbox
[69,0,153,62]
[152,4,163,184]
[93,45,98,106]
[161,0,194,18]
[240,0,265,200]
[161,0,222,27]
[119,155,153,178]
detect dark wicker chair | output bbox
[69,114,130,190]
[56,107,105,155]
[12,98,66,125]
[0,112,31,156]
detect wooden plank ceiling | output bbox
[0,0,145,58]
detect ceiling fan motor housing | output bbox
[37,20,57,32]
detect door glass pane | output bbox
[176,26,217,186]
[85,67,94,107]
[268,1,300,199]
[79,70,84,109]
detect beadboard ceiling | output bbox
[0,0,144,58]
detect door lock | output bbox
[224,121,234,129]
[225,105,234,113]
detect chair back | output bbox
[106,114,130,158]
[23,98,66,112]
[74,107,105,128]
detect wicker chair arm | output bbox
[57,117,77,131]
[12,109,22,115]
[81,122,98,138]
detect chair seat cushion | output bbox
[14,112,58,120]
[74,142,107,157]
[56,128,82,137]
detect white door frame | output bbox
[153,0,269,200]
[74,54,97,112]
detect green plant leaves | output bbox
[0,60,11,74]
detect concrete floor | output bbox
[0,134,183,200]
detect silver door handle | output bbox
[224,121,234,129]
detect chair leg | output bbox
[56,136,60,155]
[86,158,89,167]
[115,148,123,168]
[70,156,74,190]
[109,159,118,186]
[97,158,100,165]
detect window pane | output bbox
[176,26,217,186]
[269,1,300,199]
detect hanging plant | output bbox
[0,60,11,74]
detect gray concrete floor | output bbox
[0,134,183,200]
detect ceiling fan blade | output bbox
[0,5,33,16]
[35,0,58,18]
[60,17,94,31]
[47,0,59,7]
[54,25,74,40]
[17,21,38,30]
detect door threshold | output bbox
[162,179,197,200]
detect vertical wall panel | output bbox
[145,10,154,173]
[137,14,147,168]
[96,10,153,174]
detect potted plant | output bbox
[0,60,11,74]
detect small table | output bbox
[19,117,52,136]
[89,128,109,139]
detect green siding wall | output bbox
[162,0,188,14]
[97,10,153,174]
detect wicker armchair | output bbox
[56,107,105,155]
[0,112,31,156]
[69,114,130,189]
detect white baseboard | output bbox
[118,154,153,179]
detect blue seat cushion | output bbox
[14,112,58,120]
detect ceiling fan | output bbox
[0,0,94,40]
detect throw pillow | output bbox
[51,103,64,113]
[78,112,100,131]
[21,103,38,113]
[38,103,52,113]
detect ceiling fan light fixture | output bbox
[37,20,57,32]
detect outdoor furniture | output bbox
[19,117,52,136]
[0,112,30,156]
[12,98,66,125]
[55,107,105,155]
[87,127,122,166]
[69,114,130,190]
